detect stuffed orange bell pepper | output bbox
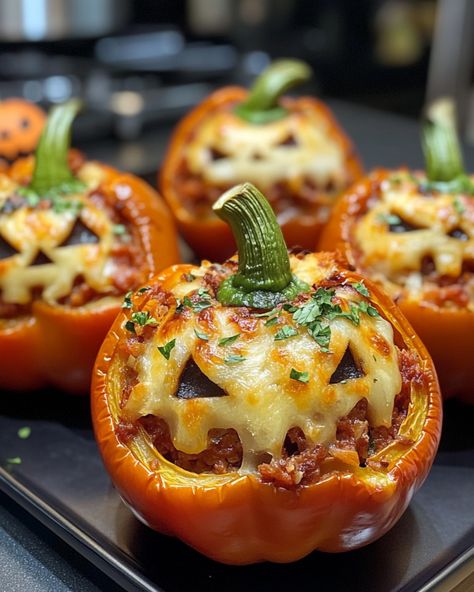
[92,182,441,564]
[0,100,179,394]
[160,59,363,261]
[319,99,474,401]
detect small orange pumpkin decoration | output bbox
[0,98,46,162]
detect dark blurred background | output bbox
[0,0,473,176]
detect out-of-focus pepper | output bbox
[92,182,441,564]
[319,99,474,401]
[160,59,363,261]
[0,100,179,394]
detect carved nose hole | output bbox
[330,346,364,384]
[278,133,298,147]
[0,235,19,260]
[209,147,227,161]
[61,219,99,246]
[448,227,469,241]
[175,358,227,399]
[388,216,423,233]
[31,250,53,266]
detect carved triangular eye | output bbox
[0,234,19,259]
[61,219,99,246]
[176,358,227,399]
[31,250,53,266]
[278,134,298,147]
[448,227,468,241]
[209,147,227,161]
[389,217,422,233]
[330,346,364,384]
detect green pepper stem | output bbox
[213,183,308,308]
[29,99,82,194]
[422,98,465,183]
[234,59,312,125]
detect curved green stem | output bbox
[234,59,312,125]
[213,183,309,308]
[29,99,82,195]
[422,98,464,183]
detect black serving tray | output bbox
[0,391,473,592]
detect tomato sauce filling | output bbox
[0,187,144,318]
[351,176,474,310]
[116,346,419,489]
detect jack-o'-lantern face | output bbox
[0,163,130,307]
[0,99,46,162]
[185,106,348,194]
[353,172,474,308]
[120,254,402,474]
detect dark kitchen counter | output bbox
[1,101,473,592]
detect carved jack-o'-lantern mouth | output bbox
[0,99,46,162]
[0,168,133,309]
[352,171,474,302]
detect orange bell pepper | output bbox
[160,59,363,261]
[319,100,474,401]
[92,183,441,564]
[0,100,179,394]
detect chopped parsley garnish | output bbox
[253,307,279,318]
[182,289,212,313]
[194,329,210,341]
[224,354,246,365]
[138,286,150,293]
[287,287,379,353]
[158,339,176,360]
[131,311,158,326]
[183,273,196,282]
[125,311,158,333]
[358,301,379,317]
[264,316,279,327]
[274,325,298,341]
[6,457,21,465]
[218,334,240,347]
[17,427,31,439]
[290,368,309,383]
[352,281,370,298]
[122,291,133,309]
[18,180,86,216]
[112,223,127,235]
[377,213,402,226]
[453,196,465,215]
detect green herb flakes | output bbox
[194,329,210,341]
[122,291,133,309]
[183,273,196,282]
[274,326,298,341]
[6,457,21,465]
[352,281,370,297]
[17,427,31,439]
[453,196,465,215]
[218,334,240,347]
[224,354,246,365]
[112,223,127,235]
[290,368,309,383]
[158,339,176,360]
[377,213,402,226]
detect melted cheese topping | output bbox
[185,106,347,190]
[0,164,123,305]
[354,173,474,306]
[122,255,401,474]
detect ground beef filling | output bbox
[173,158,339,221]
[0,190,143,316]
[117,348,417,488]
